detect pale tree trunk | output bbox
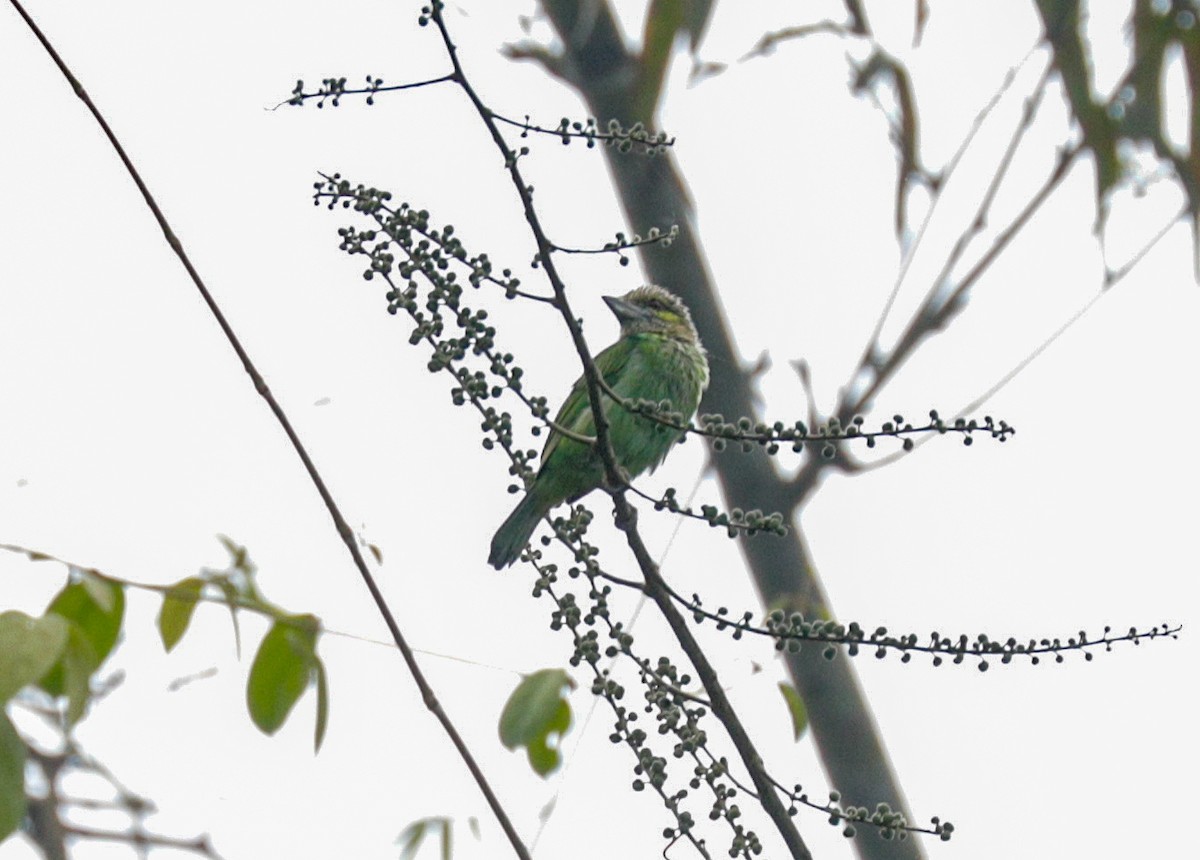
[533,4,925,859]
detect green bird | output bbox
[488,284,709,569]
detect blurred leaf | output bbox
[0,611,68,703]
[527,699,571,775]
[157,577,205,653]
[397,818,427,860]
[39,574,124,697]
[246,615,319,737]
[79,571,116,612]
[218,534,254,575]
[313,656,329,753]
[0,711,25,841]
[40,623,100,725]
[398,816,454,860]
[778,681,809,741]
[499,668,575,777]
[47,573,124,661]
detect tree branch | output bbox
[7,2,529,856]
[426,3,814,855]
[530,4,926,859]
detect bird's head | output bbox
[603,285,701,346]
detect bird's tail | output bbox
[488,492,551,569]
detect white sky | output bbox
[1,1,1197,859]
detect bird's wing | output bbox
[538,339,633,466]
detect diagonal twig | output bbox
[6,2,530,857]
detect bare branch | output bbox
[6,2,528,855]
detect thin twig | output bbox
[955,204,1186,420]
[852,45,1047,380]
[426,4,813,857]
[277,73,455,109]
[6,3,530,857]
[844,65,1057,419]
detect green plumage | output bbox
[489,285,709,569]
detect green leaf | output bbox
[78,571,116,612]
[0,611,69,703]
[397,819,425,860]
[218,534,254,575]
[313,656,329,753]
[498,668,575,777]
[246,615,319,737]
[39,573,121,708]
[41,573,125,689]
[526,699,571,776]
[397,817,452,860]
[0,711,26,841]
[42,623,100,725]
[778,681,809,741]
[157,577,205,652]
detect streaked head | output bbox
[603,284,700,345]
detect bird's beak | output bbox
[603,294,651,325]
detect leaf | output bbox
[397,818,425,858]
[778,681,809,741]
[396,818,425,860]
[39,575,124,697]
[313,656,329,753]
[46,573,124,661]
[41,623,100,725]
[498,668,575,777]
[0,611,69,703]
[79,571,116,612]
[157,577,205,652]
[395,817,453,860]
[246,615,319,737]
[525,699,571,776]
[0,711,26,841]
[218,535,253,575]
